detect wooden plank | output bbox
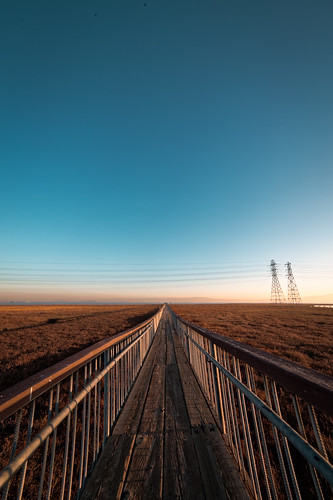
[163,321,205,499]
[81,321,164,500]
[120,322,166,499]
[166,320,177,365]
[172,327,250,500]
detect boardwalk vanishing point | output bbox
[81,311,249,499]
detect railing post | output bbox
[185,326,191,362]
[209,341,224,431]
[103,349,110,444]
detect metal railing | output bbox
[0,306,164,499]
[169,307,333,500]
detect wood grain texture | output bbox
[173,326,249,500]
[163,320,204,500]
[121,331,166,499]
[82,313,249,499]
[81,320,163,500]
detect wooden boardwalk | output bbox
[82,314,249,500]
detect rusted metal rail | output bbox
[0,306,164,499]
[169,306,333,500]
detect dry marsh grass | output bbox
[0,304,158,392]
[170,304,333,377]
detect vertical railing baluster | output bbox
[226,353,245,474]
[234,358,261,499]
[115,349,119,418]
[204,339,212,403]
[271,381,301,500]
[264,376,292,500]
[217,348,232,441]
[46,383,60,500]
[2,409,23,500]
[67,372,79,500]
[121,352,125,407]
[207,349,215,406]
[209,341,224,429]
[308,403,333,495]
[198,342,204,387]
[119,354,122,412]
[93,360,97,464]
[78,367,88,493]
[201,344,209,396]
[83,362,92,482]
[292,396,324,500]
[126,340,129,390]
[118,348,121,416]
[186,326,191,361]
[97,356,101,456]
[59,374,74,500]
[308,404,329,461]
[103,350,110,444]
[232,357,257,496]
[17,400,36,500]
[246,366,277,500]
[221,350,236,452]
[128,349,131,393]
[111,355,115,427]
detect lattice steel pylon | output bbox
[286,262,302,303]
[270,260,286,303]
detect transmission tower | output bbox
[270,260,286,303]
[286,262,302,303]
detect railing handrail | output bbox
[0,306,164,422]
[170,308,333,417]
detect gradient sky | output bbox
[1,1,333,303]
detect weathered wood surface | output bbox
[163,319,204,499]
[173,326,249,500]
[82,313,249,500]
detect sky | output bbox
[1,0,333,303]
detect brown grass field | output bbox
[170,304,333,377]
[0,304,159,392]
[0,303,332,499]
[1,303,332,393]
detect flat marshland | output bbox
[171,304,333,377]
[0,304,159,392]
[1,303,332,393]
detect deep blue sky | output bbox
[1,1,333,302]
